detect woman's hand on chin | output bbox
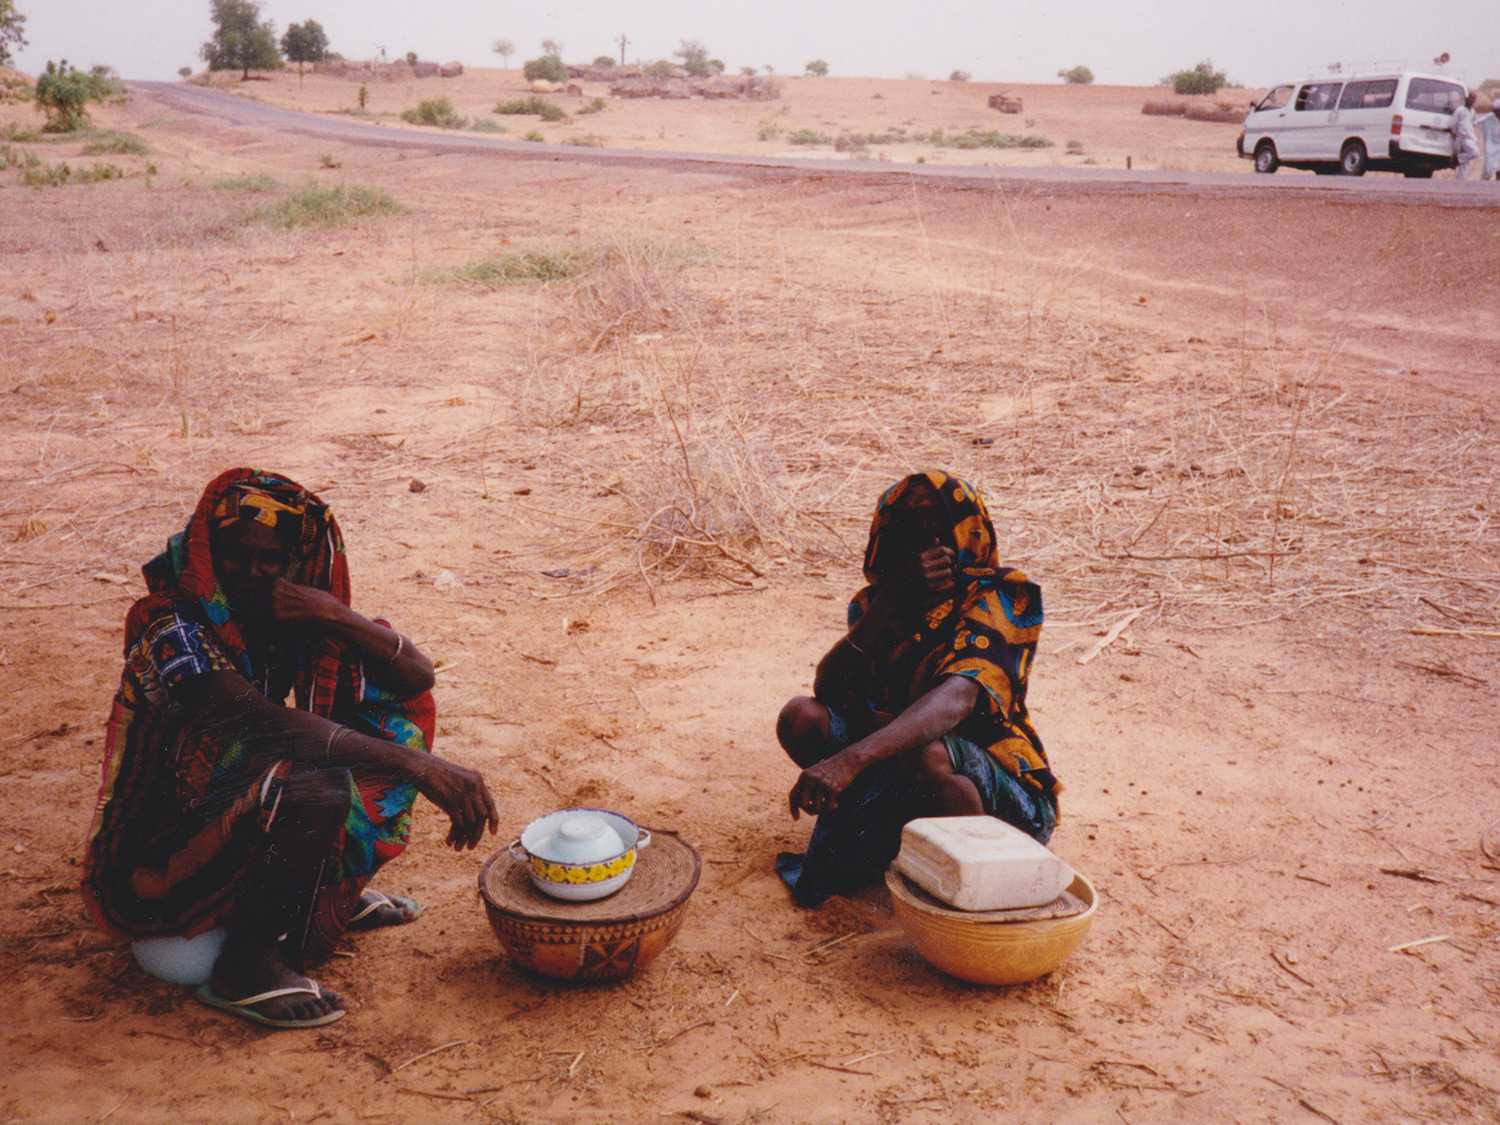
[269,578,348,628]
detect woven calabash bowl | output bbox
[479,830,700,984]
[886,867,1097,986]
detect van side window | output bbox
[1295,83,1343,112]
[1405,78,1464,112]
[1257,86,1293,111]
[1338,79,1397,110]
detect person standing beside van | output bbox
[1452,92,1481,179]
[1479,100,1500,180]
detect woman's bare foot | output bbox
[347,889,423,931]
[206,949,343,1026]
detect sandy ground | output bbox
[209,67,1262,173]
[2,72,1500,1125]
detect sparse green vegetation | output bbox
[828,127,1053,151]
[495,96,565,121]
[74,162,124,182]
[563,133,606,147]
[421,240,701,289]
[82,130,150,156]
[949,70,971,82]
[424,247,595,286]
[236,183,405,232]
[757,121,780,141]
[21,156,71,187]
[401,97,466,128]
[210,173,282,191]
[468,118,505,134]
[521,130,545,142]
[787,128,833,145]
[33,62,123,133]
[1164,60,1227,96]
[522,54,567,84]
[577,97,606,116]
[1058,65,1094,85]
[1,122,36,142]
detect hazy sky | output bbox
[13,0,1500,88]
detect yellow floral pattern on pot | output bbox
[531,850,635,885]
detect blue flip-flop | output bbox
[195,982,346,1029]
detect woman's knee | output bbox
[777,696,831,765]
[910,740,955,786]
[281,766,353,832]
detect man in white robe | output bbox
[1452,92,1481,180]
[1478,102,1500,180]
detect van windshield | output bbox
[1405,78,1465,113]
[1338,79,1397,110]
[1256,86,1292,111]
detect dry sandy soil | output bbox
[2,70,1500,1125]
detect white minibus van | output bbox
[1237,71,1466,177]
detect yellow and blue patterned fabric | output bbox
[849,471,1057,802]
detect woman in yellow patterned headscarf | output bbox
[776,471,1057,907]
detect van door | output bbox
[1337,77,1398,162]
[1398,76,1464,162]
[1285,81,1344,159]
[1246,85,1294,157]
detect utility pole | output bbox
[618,33,629,66]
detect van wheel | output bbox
[1254,144,1278,174]
[1340,142,1368,176]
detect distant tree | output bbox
[34,60,122,132]
[405,50,417,67]
[763,64,774,74]
[949,69,971,82]
[1057,65,1094,85]
[0,0,26,67]
[592,55,615,68]
[646,59,675,78]
[178,66,193,79]
[740,65,757,76]
[522,54,567,83]
[1163,59,1227,96]
[201,0,281,79]
[540,37,562,57]
[492,38,514,67]
[280,20,328,77]
[674,39,717,77]
[805,59,829,77]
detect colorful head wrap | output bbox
[850,471,1056,800]
[127,468,355,718]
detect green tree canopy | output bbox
[492,38,514,67]
[674,39,720,77]
[1057,65,1094,85]
[1163,59,1227,96]
[202,0,281,78]
[0,0,26,68]
[522,54,566,83]
[805,59,829,77]
[34,60,122,132]
[280,19,328,75]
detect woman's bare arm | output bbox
[269,579,435,697]
[174,670,497,849]
[789,675,979,819]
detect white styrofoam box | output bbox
[894,816,1074,912]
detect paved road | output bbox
[131,81,1500,209]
